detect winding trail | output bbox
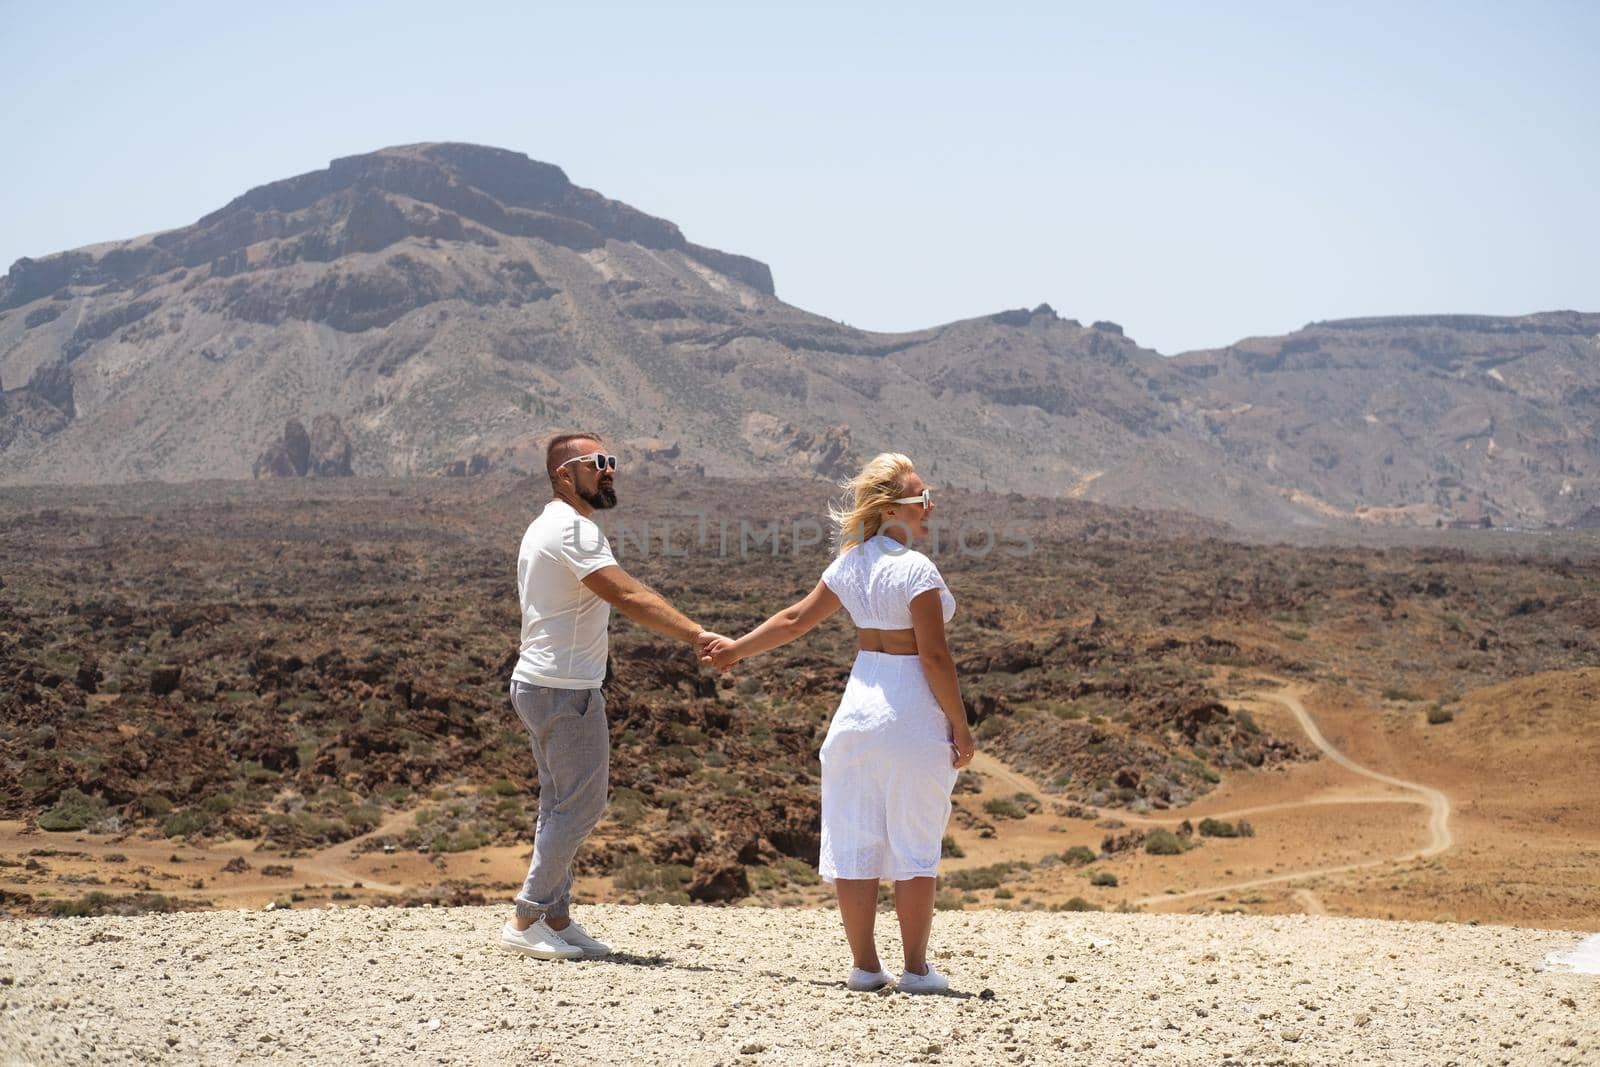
[1133,685,1453,907]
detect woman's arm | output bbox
[711,580,842,669]
[909,590,975,769]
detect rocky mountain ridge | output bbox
[0,142,1595,528]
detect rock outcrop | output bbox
[253,417,353,478]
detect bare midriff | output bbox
[857,627,919,656]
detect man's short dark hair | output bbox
[546,431,604,481]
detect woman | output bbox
[705,453,976,993]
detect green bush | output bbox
[1384,687,1424,703]
[49,892,185,918]
[1062,845,1097,866]
[608,787,649,828]
[1143,828,1188,855]
[779,857,820,886]
[1427,705,1455,725]
[161,809,216,838]
[934,892,965,911]
[1233,709,1260,735]
[943,863,1018,891]
[941,834,965,859]
[1198,818,1238,838]
[38,789,106,832]
[1089,870,1118,887]
[613,859,693,897]
[1054,896,1100,912]
[983,797,1029,820]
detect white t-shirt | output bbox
[821,534,956,630]
[512,499,619,689]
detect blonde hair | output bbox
[829,452,915,552]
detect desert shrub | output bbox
[994,888,1014,899]
[161,809,216,838]
[1236,820,1255,837]
[37,789,106,832]
[1062,845,1097,866]
[1143,828,1188,855]
[1198,818,1239,838]
[975,716,1008,741]
[345,804,383,834]
[1233,709,1260,735]
[934,892,964,911]
[779,857,820,886]
[748,865,783,891]
[613,858,693,902]
[426,828,491,852]
[1427,706,1455,725]
[944,863,1018,891]
[1089,870,1118,887]
[49,892,186,918]
[608,787,648,828]
[941,834,965,859]
[1384,687,1423,703]
[201,792,238,815]
[488,778,520,797]
[985,795,1037,820]
[1053,896,1100,912]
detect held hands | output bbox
[949,723,976,770]
[695,631,739,673]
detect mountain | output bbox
[1,143,1595,528]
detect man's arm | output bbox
[582,564,703,645]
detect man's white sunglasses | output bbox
[558,451,617,473]
[891,488,933,508]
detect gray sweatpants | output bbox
[509,681,609,922]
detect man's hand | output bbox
[696,631,734,672]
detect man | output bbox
[499,431,722,960]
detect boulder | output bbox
[686,857,750,903]
[255,416,353,478]
[308,414,353,476]
[149,665,183,696]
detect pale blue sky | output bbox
[2,0,1595,354]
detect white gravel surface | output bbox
[1,904,1595,1065]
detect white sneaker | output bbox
[498,919,583,960]
[898,964,950,994]
[551,920,612,958]
[847,967,893,992]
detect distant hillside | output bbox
[1,142,1595,528]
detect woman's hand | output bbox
[950,723,976,770]
[700,634,742,672]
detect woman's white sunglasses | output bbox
[891,489,933,508]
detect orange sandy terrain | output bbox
[7,671,1596,931]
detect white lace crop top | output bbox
[820,535,957,630]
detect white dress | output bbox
[816,535,959,883]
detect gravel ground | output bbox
[1,905,1595,1065]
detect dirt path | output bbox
[1134,684,1453,907]
[1272,685,1452,857]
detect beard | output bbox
[580,482,618,510]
